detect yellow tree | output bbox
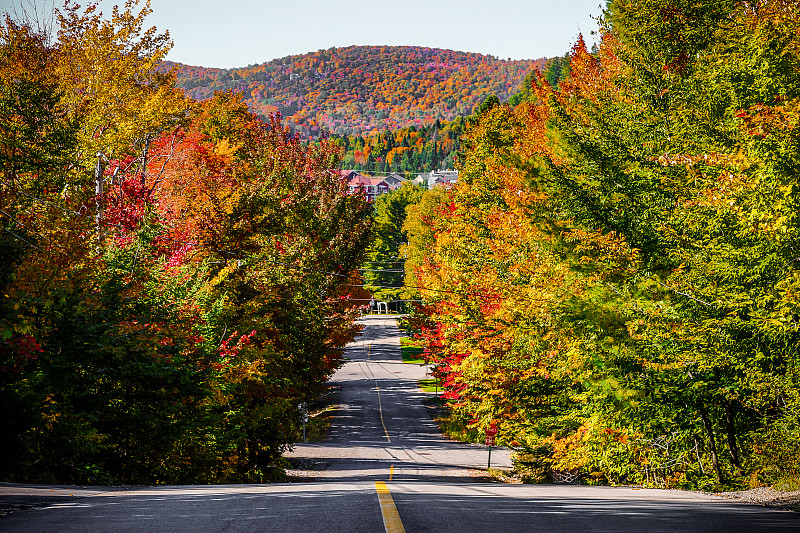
[55,0,187,176]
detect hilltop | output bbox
[160,45,546,137]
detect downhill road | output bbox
[286,314,512,482]
[1,315,798,532]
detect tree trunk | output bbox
[140,133,151,186]
[693,436,705,475]
[94,151,105,248]
[723,400,744,475]
[698,405,723,483]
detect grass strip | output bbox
[418,378,441,393]
[401,345,425,364]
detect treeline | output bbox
[403,0,800,491]
[0,2,371,484]
[332,118,465,175]
[162,46,546,138]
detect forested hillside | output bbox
[329,56,574,175]
[160,46,546,138]
[403,0,800,492]
[0,3,371,484]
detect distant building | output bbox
[382,172,406,191]
[345,171,372,197]
[345,171,409,201]
[415,169,458,189]
[341,170,363,182]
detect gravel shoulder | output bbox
[715,487,800,511]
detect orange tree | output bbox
[142,92,372,482]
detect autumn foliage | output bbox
[0,1,371,484]
[405,1,800,490]
[160,46,546,138]
[335,118,465,174]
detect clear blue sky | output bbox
[4,0,605,68]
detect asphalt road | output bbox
[1,315,798,532]
[286,314,512,482]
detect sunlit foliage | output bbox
[161,46,546,138]
[0,1,371,484]
[406,0,800,490]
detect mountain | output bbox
[160,45,546,137]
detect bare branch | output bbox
[654,279,716,309]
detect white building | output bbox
[415,169,458,189]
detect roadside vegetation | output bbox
[418,378,441,394]
[4,0,799,497]
[0,1,371,484]
[401,0,800,492]
[400,337,425,364]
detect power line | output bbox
[114,224,535,302]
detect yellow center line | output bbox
[389,464,394,480]
[375,385,391,442]
[375,482,405,533]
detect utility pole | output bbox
[299,402,308,443]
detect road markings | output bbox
[375,385,392,442]
[356,360,391,441]
[389,465,394,480]
[375,482,405,533]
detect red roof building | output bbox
[345,171,406,201]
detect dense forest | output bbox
[333,118,466,175]
[0,2,371,484]
[401,0,800,491]
[160,46,546,138]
